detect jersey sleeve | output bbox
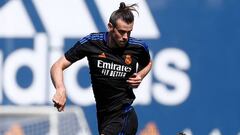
[64,36,91,63]
[137,43,151,71]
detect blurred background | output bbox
[0,0,240,135]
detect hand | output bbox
[127,73,142,88]
[52,89,66,112]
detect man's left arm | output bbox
[127,61,152,88]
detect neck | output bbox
[108,33,118,49]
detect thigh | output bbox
[98,110,123,135]
[101,121,123,135]
[121,107,138,135]
[99,106,138,135]
[101,107,138,135]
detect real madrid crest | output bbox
[125,55,132,65]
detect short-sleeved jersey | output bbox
[65,32,150,112]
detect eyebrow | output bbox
[115,28,132,33]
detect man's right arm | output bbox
[50,56,72,112]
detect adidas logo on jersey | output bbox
[98,53,106,58]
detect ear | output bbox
[108,22,114,32]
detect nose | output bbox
[122,33,128,40]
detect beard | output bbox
[118,41,127,47]
[109,33,128,48]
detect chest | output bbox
[87,45,139,78]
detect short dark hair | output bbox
[109,2,138,27]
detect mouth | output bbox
[118,42,126,47]
[120,42,125,44]
[120,40,127,45]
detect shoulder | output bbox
[128,37,149,52]
[78,32,106,44]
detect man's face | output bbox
[109,19,134,48]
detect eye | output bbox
[118,30,126,35]
[115,28,132,36]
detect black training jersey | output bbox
[65,32,150,112]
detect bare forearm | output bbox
[50,63,66,91]
[50,56,71,91]
[127,61,152,88]
[137,61,152,79]
[51,56,71,112]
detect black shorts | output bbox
[97,105,138,135]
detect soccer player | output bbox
[50,2,152,135]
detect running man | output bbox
[50,2,152,135]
